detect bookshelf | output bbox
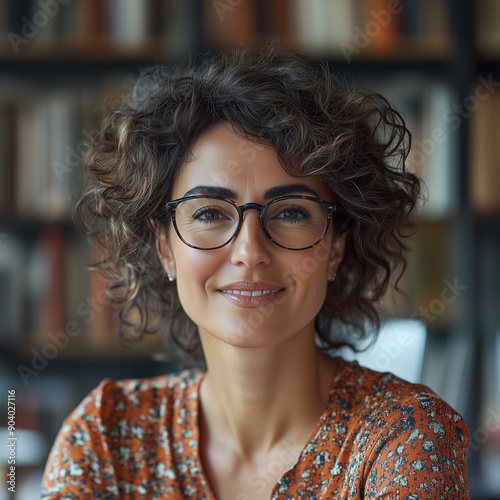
[0,0,499,498]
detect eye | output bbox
[192,206,231,224]
[274,204,311,223]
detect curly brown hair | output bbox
[74,40,421,361]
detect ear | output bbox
[327,230,347,281]
[150,218,177,279]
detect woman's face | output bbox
[160,123,346,348]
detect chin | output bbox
[202,319,290,349]
[221,336,287,350]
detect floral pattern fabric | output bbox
[42,357,469,499]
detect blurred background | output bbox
[0,0,499,498]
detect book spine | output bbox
[37,226,67,344]
[470,91,500,214]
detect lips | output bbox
[220,289,278,296]
[217,281,284,292]
[217,281,285,308]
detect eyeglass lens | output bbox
[173,197,327,249]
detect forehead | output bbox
[172,123,330,201]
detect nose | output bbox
[229,208,272,268]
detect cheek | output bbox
[173,246,223,301]
[280,250,329,307]
[285,240,331,285]
[304,265,329,318]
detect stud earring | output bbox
[166,271,174,282]
[329,272,337,282]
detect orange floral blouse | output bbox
[42,357,469,499]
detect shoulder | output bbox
[94,367,204,400]
[69,368,205,426]
[333,357,468,444]
[331,358,469,497]
[48,368,205,458]
[42,369,205,498]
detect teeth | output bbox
[222,289,280,296]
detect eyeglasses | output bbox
[163,195,339,251]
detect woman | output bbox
[42,42,469,499]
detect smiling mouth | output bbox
[216,288,285,308]
[219,289,282,296]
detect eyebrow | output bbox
[183,183,320,200]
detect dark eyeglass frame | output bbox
[164,194,339,251]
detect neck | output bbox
[198,325,337,461]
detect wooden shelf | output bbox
[6,329,171,360]
[0,36,166,63]
[296,38,454,63]
[0,33,455,65]
[476,49,500,60]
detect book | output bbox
[204,0,260,49]
[0,82,94,221]
[470,91,500,214]
[476,0,500,55]
[161,0,198,59]
[75,0,107,47]
[364,0,401,54]
[0,235,25,346]
[267,0,291,42]
[87,245,119,349]
[0,103,17,217]
[419,81,457,217]
[329,0,356,50]
[109,0,149,47]
[36,226,66,345]
[64,233,91,338]
[27,0,59,48]
[366,76,457,218]
[47,90,81,220]
[289,0,330,54]
[15,96,38,218]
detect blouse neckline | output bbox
[189,356,349,499]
